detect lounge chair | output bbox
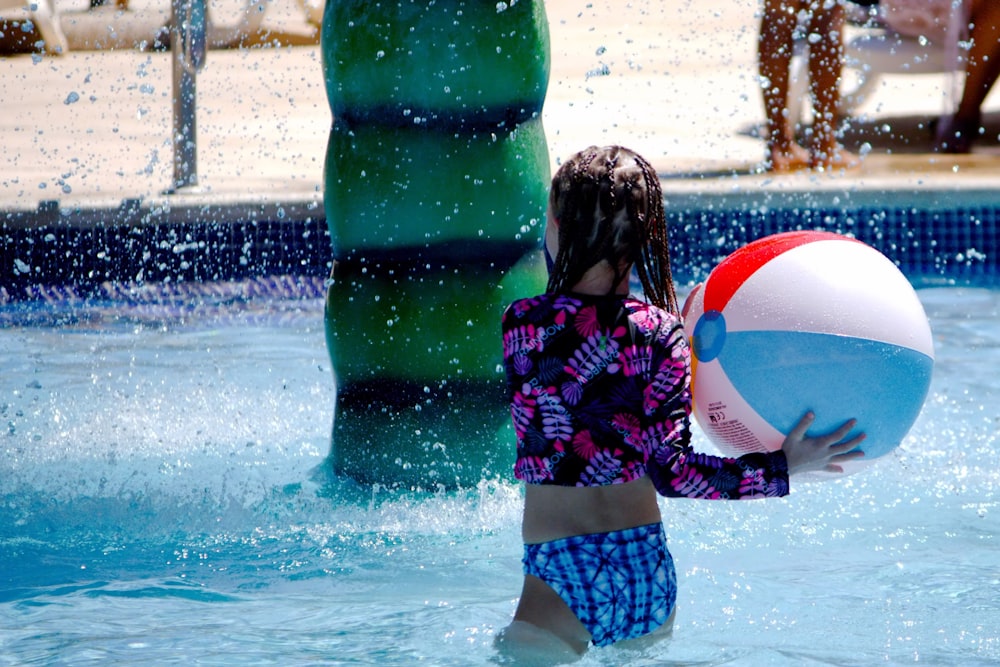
[789,3,966,122]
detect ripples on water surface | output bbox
[1,285,998,666]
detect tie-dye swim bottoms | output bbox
[522,522,677,647]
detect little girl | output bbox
[497,145,865,658]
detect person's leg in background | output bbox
[758,0,860,171]
[759,0,812,171]
[805,0,860,168]
[939,0,1000,152]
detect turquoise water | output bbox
[1,285,998,665]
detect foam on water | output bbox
[1,286,998,665]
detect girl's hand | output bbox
[781,412,866,475]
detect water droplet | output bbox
[585,63,610,79]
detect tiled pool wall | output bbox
[666,189,1000,286]
[1,199,330,301]
[2,188,998,301]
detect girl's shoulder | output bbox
[620,297,682,334]
[503,292,587,323]
[505,293,682,336]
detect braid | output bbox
[545,147,599,294]
[633,153,679,314]
[545,146,679,315]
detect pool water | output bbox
[1,284,998,666]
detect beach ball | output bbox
[682,231,934,475]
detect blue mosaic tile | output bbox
[2,197,998,301]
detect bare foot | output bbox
[810,144,861,172]
[765,142,811,173]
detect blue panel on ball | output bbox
[719,331,934,459]
[692,310,726,363]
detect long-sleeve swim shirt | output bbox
[502,292,789,499]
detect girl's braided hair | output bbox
[545,145,679,314]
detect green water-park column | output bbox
[321,1,551,488]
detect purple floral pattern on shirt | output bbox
[502,293,788,499]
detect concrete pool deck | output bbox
[2,0,1000,224]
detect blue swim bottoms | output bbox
[522,522,677,647]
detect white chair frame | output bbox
[0,0,69,53]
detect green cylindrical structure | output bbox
[321,0,550,488]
